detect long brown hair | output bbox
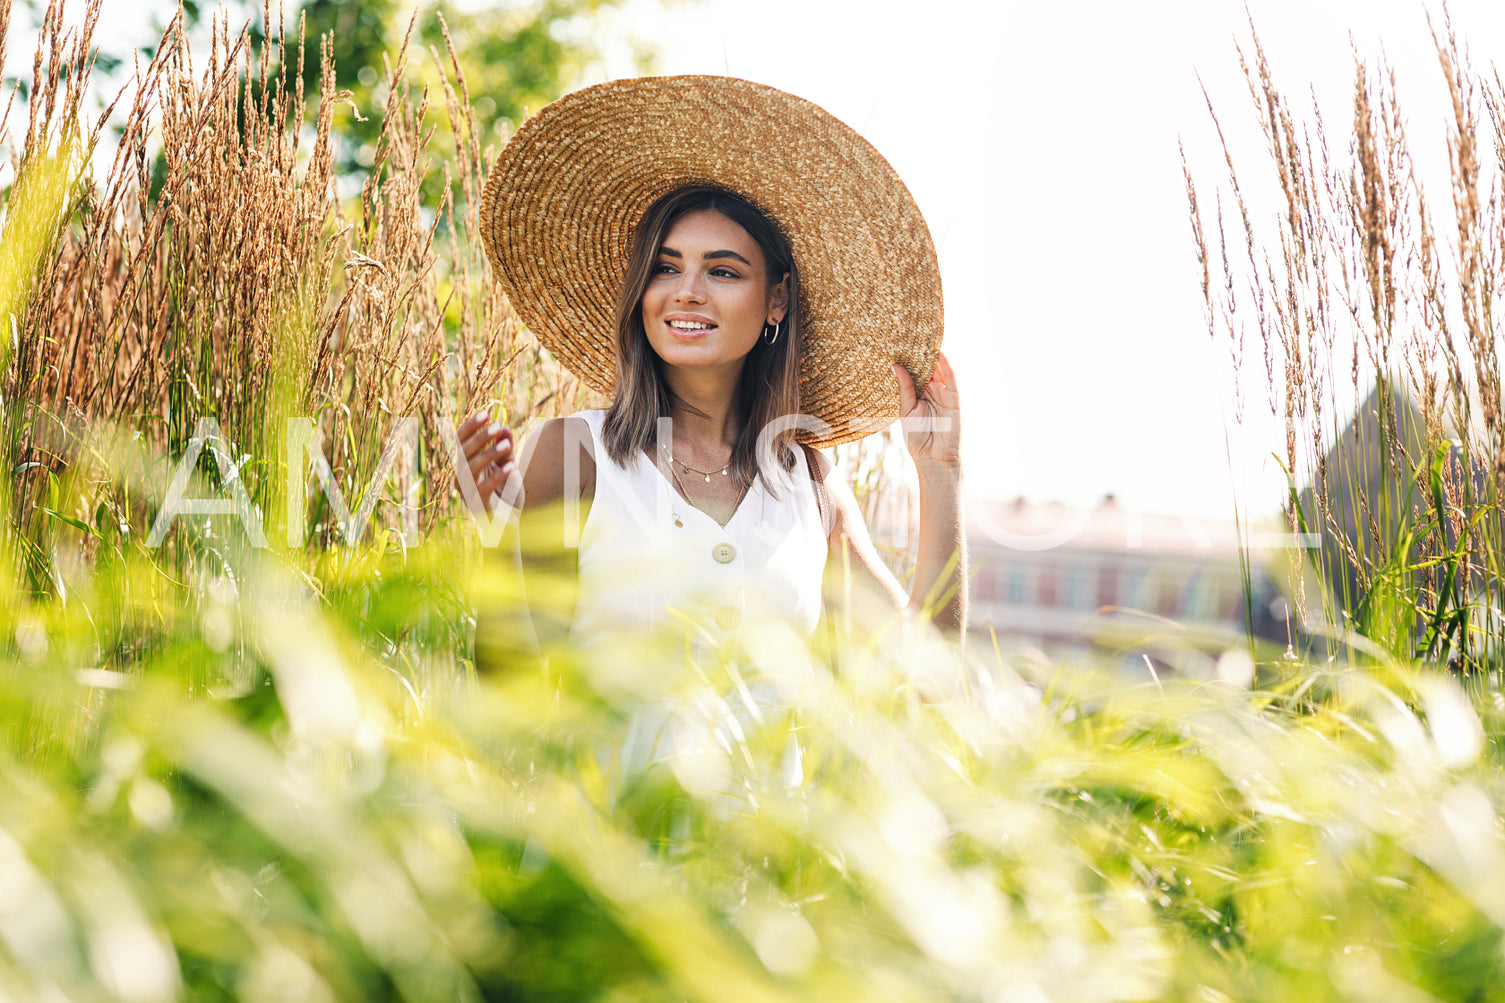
[602,185,803,491]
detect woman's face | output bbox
[640,209,788,378]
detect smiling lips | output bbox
[667,318,717,335]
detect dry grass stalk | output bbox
[1187,13,1505,664]
[2,0,590,571]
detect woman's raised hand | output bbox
[893,350,961,475]
[457,411,516,511]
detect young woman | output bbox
[460,76,965,650]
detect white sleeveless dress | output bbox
[565,409,829,800]
[568,409,828,645]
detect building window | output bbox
[1064,565,1094,610]
[974,560,1002,602]
[1158,568,1187,617]
[1037,565,1059,607]
[1006,563,1031,605]
[1097,564,1120,609]
[1182,567,1211,620]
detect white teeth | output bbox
[670,320,712,330]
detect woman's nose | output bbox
[673,268,706,302]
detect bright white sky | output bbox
[593,0,1505,519]
[31,0,1505,519]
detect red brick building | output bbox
[967,495,1287,665]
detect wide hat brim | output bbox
[479,75,943,449]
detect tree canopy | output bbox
[8,0,659,197]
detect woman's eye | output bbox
[652,263,677,275]
[711,267,738,278]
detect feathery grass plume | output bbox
[3,0,588,594]
[1189,10,1505,672]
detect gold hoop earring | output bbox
[762,319,781,346]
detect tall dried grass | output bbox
[1,0,592,588]
[1188,12,1505,669]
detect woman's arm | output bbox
[820,351,967,633]
[895,352,966,631]
[461,414,595,662]
[513,417,595,645]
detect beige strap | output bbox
[802,444,832,539]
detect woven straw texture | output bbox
[480,75,943,448]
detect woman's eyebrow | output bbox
[658,245,752,266]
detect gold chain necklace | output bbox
[672,454,731,483]
[668,461,751,529]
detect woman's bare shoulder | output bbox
[520,416,596,506]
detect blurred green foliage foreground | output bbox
[11,531,1505,1003]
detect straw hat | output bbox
[479,75,943,448]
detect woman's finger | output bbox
[469,437,511,482]
[473,464,503,507]
[934,351,957,392]
[893,362,917,414]
[484,436,514,472]
[459,413,490,459]
[462,420,511,462]
[459,410,490,440]
[919,354,960,411]
[923,379,959,405]
[478,459,518,504]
